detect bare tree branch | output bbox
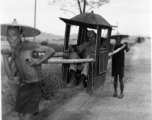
[48,0,110,14]
[77,0,82,14]
[60,8,77,15]
[48,0,56,6]
[83,0,86,13]
[86,0,110,13]
[86,6,95,13]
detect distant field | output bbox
[1,41,11,49]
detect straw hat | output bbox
[1,19,41,37]
[111,32,129,39]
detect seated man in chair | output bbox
[67,30,96,89]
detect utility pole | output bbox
[34,0,37,42]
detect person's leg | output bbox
[16,87,24,120]
[81,62,89,77]
[68,52,80,87]
[76,63,88,89]
[76,74,86,89]
[81,55,90,77]
[69,52,80,72]
[118,77,124,99]
[113,75,118,97]
[21,84,41,120]
[22,113,34,120]
[77,55,90,89]
[18,113,23,120]
[67,69,76,87]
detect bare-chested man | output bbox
[1,23,55,120]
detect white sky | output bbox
[0,0,151,36]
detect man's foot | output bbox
[76,74,86,89]
[66,80,75,87]
[76,82,83,89]
[113,92,118,97]
[118,93,124,99]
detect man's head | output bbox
[7,26,23,48]
[115,36,122,45]
[87,30,96,44]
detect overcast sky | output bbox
[0,0,151,36]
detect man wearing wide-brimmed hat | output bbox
[111,32,130,99]
[67,30,96,89]
[1,19,55,120]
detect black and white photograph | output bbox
[0,0,151,120]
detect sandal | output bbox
[113,92,118,97]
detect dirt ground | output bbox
[42,40,151,120]
[1,39,151,120]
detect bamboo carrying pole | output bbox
[46,58,94,64]
[2,44,126,64]
[37,44,126,64]
[108,44,126,57]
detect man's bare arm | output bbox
[29,45,55,66]
[124,42,130,52]
[10,60,18,77]
[3,55,15,80]
[1,49,18,80]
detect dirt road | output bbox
[47,40,151,120]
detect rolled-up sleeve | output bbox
[77,42,89,53]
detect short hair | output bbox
[7,26,22,34]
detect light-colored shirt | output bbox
[77,42,95,58]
